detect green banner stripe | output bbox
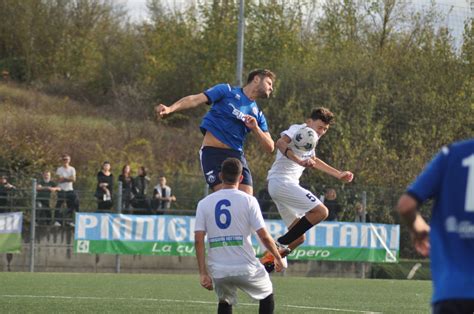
[0,233,22,253]
[75,240,398,262]
[75,240,196,256]
[287,246,399,263]
[209,240,243,248]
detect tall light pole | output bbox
[236,0,245,86]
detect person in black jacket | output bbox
[131,166,151,212]
[0,175,16,212]
[118,164,133,211]
[324,188,342,221]
[96,161,114,211]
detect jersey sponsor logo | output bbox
[228,103,246,121]
[209,235,243,248]
[445,216,474,238]
[252,107,258,115]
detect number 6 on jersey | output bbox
[215,199,232,229]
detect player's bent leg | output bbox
[305,203,329,225]
[217,302,232,314]
[259,293,274,314]
[238,183,253,195]
[277,204,328,246]
[260,218,302,273]
[286,218,306,250]
[260,243,291,273]
[288,234,305,250]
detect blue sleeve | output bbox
[407,148,448,204]
[203,83,231,105]
[257,110,269,132]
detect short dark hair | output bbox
[246,69,276,84]
[220,158,243,184]
[309,107,334,124]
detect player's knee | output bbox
[310,204,328,220]
[320,204,329,220]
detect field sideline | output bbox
[0,273,430,313]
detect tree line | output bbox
[0,0,472,255]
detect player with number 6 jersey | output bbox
[194,158,284,314]
[397,138,474,313]
[261,108,354,272]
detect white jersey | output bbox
[195,189,266,278]
[267,123,316,183]
[56,166,76,191]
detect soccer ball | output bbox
[292,127,318,151]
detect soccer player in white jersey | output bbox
[195,158,284,314]
[260,108,354,272]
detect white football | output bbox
[292,126,318,151]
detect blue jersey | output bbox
[406,138,474,303]
[201,83,269,151]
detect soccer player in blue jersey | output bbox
[155,69,275,195]
[397,138,474,313]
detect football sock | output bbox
[218,301,232,314]
[259,293,274,314]
[277,216,313,245]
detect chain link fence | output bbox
[0,172,425,272]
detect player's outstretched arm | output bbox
[194,231,213,290]
[396,194,430,257]
[256,228,285,272]
[155,93,208,119]
[243,115,274,153]
[311,157,354,182]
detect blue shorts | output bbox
[200,146,253,188]
[433,299,474,314]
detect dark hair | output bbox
[220,158,243,184]
[246,69,276,84]
[139,166,147,176]
[309,107,334,125]
[122,164,131,177]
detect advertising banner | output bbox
[0,212,23,253]
[75,213,399,262]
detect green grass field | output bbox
[0,273,431,313]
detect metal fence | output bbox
[1,177,414,273]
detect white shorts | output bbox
[213,267,273,305]
[268,178,322,226]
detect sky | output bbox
[121,0,186,21]
[123,0,471,20]
[123,0,471,44]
